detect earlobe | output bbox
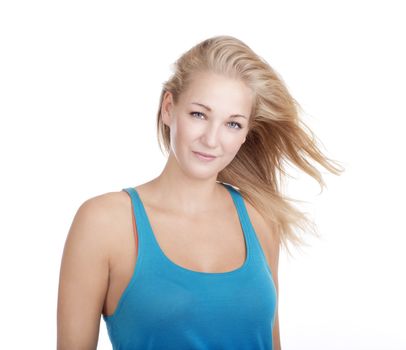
[162,109,170,127]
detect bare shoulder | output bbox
[81,189,129,214]
[74,190,131,254]
[62,190,132,268]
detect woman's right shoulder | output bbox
[68,189,133,257]
[79,189,130,216]
[76,189,130,224]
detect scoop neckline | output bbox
[131,182,251,276]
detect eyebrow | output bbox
[191,102,247,119]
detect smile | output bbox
[192,151,217,161]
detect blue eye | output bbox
[190,111,205,119]
[190,112,242,130]
[227,121,242,129]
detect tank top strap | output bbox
[121,187,159,262]
[221,183,255,237]
[221,183,273,276]
[122,184,272,278]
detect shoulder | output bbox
[81,188,129,209]
[76,190,129,230]
[67,190,131,260]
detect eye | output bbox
[190,111,205,119]
[227,121,242,130]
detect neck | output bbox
[146,153,225,216]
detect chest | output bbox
[104,192,276,317]
[145,203,248,273]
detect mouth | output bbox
[192,151,217,160]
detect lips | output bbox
[193,151,217,158]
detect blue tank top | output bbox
[103,182,277,349]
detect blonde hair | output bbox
[156,35,345,256]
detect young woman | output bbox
[57,35,344,349]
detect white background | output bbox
[1,0,405,349]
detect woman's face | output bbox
[162,71,253,180]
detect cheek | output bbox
[222,133,246,152]
[176,119,202,142]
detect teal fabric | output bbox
[103,182,277,349]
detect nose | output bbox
[201,123,220,148]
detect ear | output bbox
[161,91,174,127]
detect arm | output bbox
[57,197,112,350]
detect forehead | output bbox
[180,71,254,109]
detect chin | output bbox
[180,163,221,181]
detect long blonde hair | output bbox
[156,35,345,256]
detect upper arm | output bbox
[57,195,113,350]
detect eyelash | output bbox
[190,112,243,130]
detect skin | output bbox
[57,71,281,349]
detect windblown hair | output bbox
[156,35,345,256]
